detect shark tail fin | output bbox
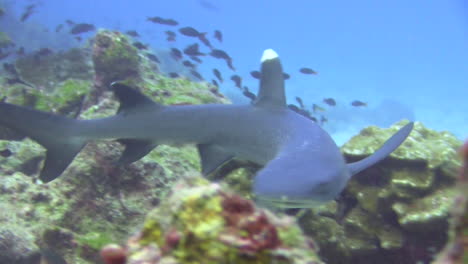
[110,82,161,164]
[0,102,86,183]
[347,121,414,176]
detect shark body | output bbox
[0,49,414,208]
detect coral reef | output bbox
[104,176,323,264]
[92,30,141,89]
[299,120,463,264]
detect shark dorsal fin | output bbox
[110,82,162,114]
[253,49,287,108]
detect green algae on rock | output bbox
[300,120,463,264]
[92,30,141,89]
[116,176,323,264]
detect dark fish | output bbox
[16,47,25,56]
[65,19,75,26]
[168,72,179,78]
[70,23,95,34]
[183,43,205,56]
[0,148,12,157]
[179,26,202,37]
[323,98,336,106]
[190,70,203,80]
[312,104,325,113]
[146,53,160,63]
[250,70,261,79]
[214,30,222,42]
[211,79,219,88]
[295,97,304,108]
[55,24,64,33]
[126,30,140,37]
[320,115,328,125]
[147,16,179,26]
[183,60,195,68]
[75,36,82,42]
[209,49,230,60]
[230,75,242,89]
[283,73,290,80]
[213,69,223,83]
[165,30,176,41]
[20,4,36,22]
[198,34,212,49]
[288,104,300,112]
[226,60,236,71]
[170,48,183,61]
[351,100,367,107]
[299,67,317,75]
[243,87,257,101]
[198,0,219,11]
[133,41,148,50]
[189,56,202,64]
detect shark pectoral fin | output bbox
[110,82,162,114]
[116,139,158,164]
[197,144,233,176]
[39,141,85,183]
[347,121,414,176]
[253,49,287,109]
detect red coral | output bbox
[100,244,127,264]
[221,193,280,254]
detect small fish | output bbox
[209,49,231,60]
[183,43,205,56]
[75,36,82,42]
[170,48,183,61]
[183,60,195,68]
[0,148,12,157]
[214,30,223,42]
[351,100,367,107]
[250,70,261,79]
[179,26,202,37]
[198,34,212,49]
[189,56,202,64]
[299,67,317,75]
[20,4,36,22]
[288,104,300,112]
[168,72,179,78]
[35,48,53,57]
[65,19,75,26]
[133,41,148,50]
[211,79,219,88]
[283,73,290,80]
[55,24,64,33]
[213,69,223,83]
[165,30,176,42]
[70,23,95,34]
[230,75,242,89]
[295,97,304,109]
[126,30,140,37]
[147,16,178,26]
[243,87,257,101]
[323,98,336,106]
[312,104,325,113]
[320,116,328,125]
[190,70,203,80]
[146,53,160,63]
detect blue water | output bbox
[1,0,467,144]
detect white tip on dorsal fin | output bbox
[254,49,286,109]
[261,49,279,63]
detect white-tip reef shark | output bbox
[0,49,414,208]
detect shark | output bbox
[0,49,414,208]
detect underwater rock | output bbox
[15,48,94,89]
[0,31,13,49]
[0,225,38,263]
[300,120,463,264]
[104,176,323,264]
[92,30,141,89]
